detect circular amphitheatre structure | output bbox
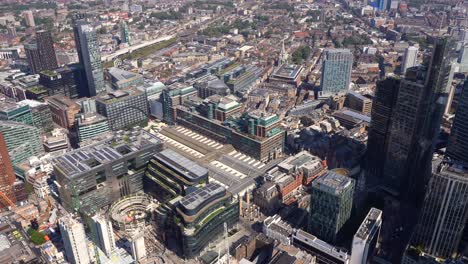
[109,192,155,232]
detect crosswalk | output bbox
[156,133,204,158]
[227,150,265,169]
[174,126,224,150]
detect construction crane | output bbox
[0,191,30,221]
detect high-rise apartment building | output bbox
[36,30,58,71]
[309,171,355,244]
[59,216,91,264]
[401,46,418,74]
[0,133,17,208]
[350,208,383,264]
[406,161,468,260]
[22,11,35,27]
[95,88,148,131]
[24,30,58,74]
[73,19,105,97]
[320,49,353,95]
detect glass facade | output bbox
[320,49,353,95]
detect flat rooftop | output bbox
[179,183,226,214]
[95,88,144,104]
[355,207,382,240]
[272,64,303,79]
[279,151,320,171]
[155,148,208,181]
[108,67,141,81]
[312,171,354,195]
[53,130,161,177]
[293,229,349,261]
[0,98,25,113]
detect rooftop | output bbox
[108,67,142,81]
[355,207,382,240]
[53,130,161,178]
[0,98,24,113]
[293,230,349,261]
[271,64,303,79]
[155,149,208,182]
[312,171,354,195]
[278,151,322,172]
[179,183,226,215]
[95,88,144,104]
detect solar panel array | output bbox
[179,183,225,212]
[54,143,124,177]
[157,149,208,180]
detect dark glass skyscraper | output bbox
[366,78,400,186]
[446,80,468,165]
[73,18,105,97]
[381,37,455,199]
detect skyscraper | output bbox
[350,208,383,264]
[0,133,17,208]
[73,19,105,97]
[24,31,58,74]
[382,37,455,199]
[309,171,355,243]
[89,214,115,256]
[22,11,35,27]
[407,161,468,260]
[320,49,353,95]
[36,30,58,71]
[59,216,91,264]
[120,20,131,45]
[401,46,418,74]
[446,79,468,164]
[366,78,400,186]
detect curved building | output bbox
[175,183,239,258]
[145,148,208,201]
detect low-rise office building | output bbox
[106,67,144,90]
[53,129,163,213]
[95,88,148,131]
